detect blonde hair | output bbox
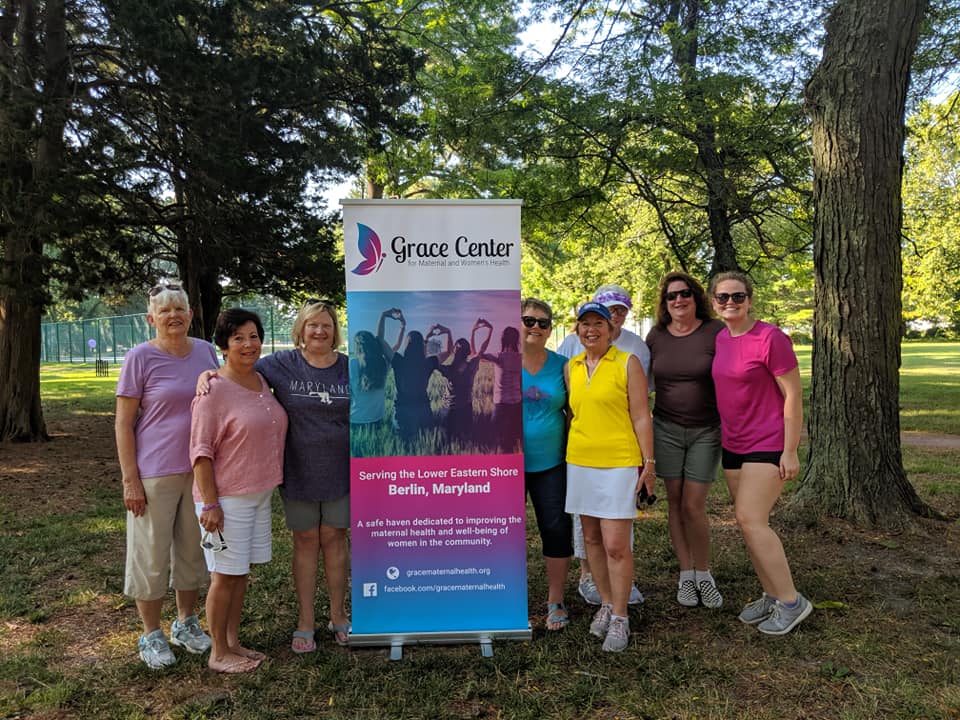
[709,271,754,297]
[292,300,342,349]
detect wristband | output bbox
[202,502,221,512]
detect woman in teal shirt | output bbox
[520,298,572,631]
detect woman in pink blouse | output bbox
[190,309,288,673]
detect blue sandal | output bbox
[546,602,569,631]
[291,629,316,654]
[327,621,351,646]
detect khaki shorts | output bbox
[124,472,206,600]
[653,416,722,483]
[282,493,350,531]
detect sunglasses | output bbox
[714,292,749,305]
[521,316,551,329]
[636,484,657,508]
[607,305,629,316]
[304,297,334,308]
[201,530,228,553]
[149,283,183,296]
[665,288,693,301]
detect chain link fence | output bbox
[41,304,297,363]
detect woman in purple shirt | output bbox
[115,283,219,670]
[711,271,811,635]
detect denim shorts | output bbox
[653,416,721,483]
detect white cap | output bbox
[592,284,632,310]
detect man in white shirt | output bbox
[557,284,650,605]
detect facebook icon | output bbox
[363,582,378,597]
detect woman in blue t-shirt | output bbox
[520,298,572,631]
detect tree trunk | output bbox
[667,0,741,275]
[0,0,68,442]
[799,0,933,525]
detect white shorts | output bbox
[565,464,637,520]
[196,489,274,576]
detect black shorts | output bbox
[721,448,782,470]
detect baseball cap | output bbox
[592,284,633,310]
[576,302,612,321]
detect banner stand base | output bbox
[349,627,532,661]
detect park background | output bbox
[2,0,960,717]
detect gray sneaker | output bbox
[757,594,812,635]
[738,593,776,625]
[677,580,699,607]
[138,628,176,669]
[170,615,212,654]
[628,584,645,605]
[578,575,601,605]
[589,604,613,638]
[601,616,630,652]
[697,580,723,609]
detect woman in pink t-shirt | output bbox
[190,308,288,672]
[710,271,811,635]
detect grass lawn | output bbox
[0,345,957,719]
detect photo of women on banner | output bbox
[343,200,529,652]
[348,291,521,458]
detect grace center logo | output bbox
[351,223,386,275]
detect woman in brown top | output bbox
[645,272,725,609]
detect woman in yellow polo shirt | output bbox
[564,301,655,652]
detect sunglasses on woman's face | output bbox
[201,530,228,553]
[149,283,183,296]
[714,292,749,305]
[665,288,693,301]
[521,316,551,330]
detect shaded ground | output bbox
[1,411,959,719]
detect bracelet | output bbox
[202,502,221,512]
[644,459,656,465]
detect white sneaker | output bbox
[170,615,212,654]
[628,584,645,605]
[138,629,176,669]
[601,616,630,652]
[589,604,612,638]
[578,575,601,605]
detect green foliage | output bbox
[902,91,960,335]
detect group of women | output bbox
[521,270,809,653]
[118,292,350,672]
[116,269,809,671]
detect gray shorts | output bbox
[653,416,721,483]
[282,493,350,531]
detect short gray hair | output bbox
[147,282,189,314]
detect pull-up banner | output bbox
[343,200,529,649]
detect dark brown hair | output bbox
[655,272,712,328]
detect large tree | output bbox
[517,0,819,278]
[0,0,68,441]
[1,0,423,442]
[80,0,421,338]
[799,0,934,524]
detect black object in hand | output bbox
[636,484,657,508]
